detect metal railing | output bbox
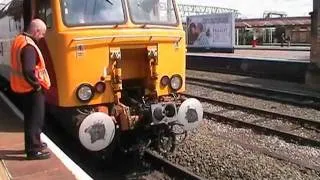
[178,4,240,22]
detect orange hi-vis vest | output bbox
[10,34,51,93]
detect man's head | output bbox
[27,19,47,41]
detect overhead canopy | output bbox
[236,16,311,28]
[0,0,23,20]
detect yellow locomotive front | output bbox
[33,0,204,155]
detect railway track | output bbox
[186,76,320,110]
[0,88,204,180]
[182,93,320,148]
[143,150,205,180]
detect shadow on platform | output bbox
[0,118,23,133]
[0,97,23,133]
[0,150,26,161]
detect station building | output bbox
[235,16,311,46]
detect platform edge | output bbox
[0,92,93,180]
[0,160,11,180]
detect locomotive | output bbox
[0,0,203,157]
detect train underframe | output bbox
[48,46,203,159]
[49,84,199,160]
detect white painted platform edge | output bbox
[0,92,93,180]
[1,159,12,180]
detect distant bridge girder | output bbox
[263,11,288,18]
[178,4,240,22]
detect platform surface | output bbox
[188,49,310,62]
[0,95,77,180]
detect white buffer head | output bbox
[177,98,203,131]
[78,112,115,151]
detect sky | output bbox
[0,0,313,18]
[177,0,313,18]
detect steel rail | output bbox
[182,93,320,147]
[144,150,206,180]
[183,93,320,129]
[204,111,320,148]
[215,134,320,172]
[186,77,320,110]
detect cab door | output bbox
[34,0,58,105]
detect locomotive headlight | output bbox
[170,75,183,91]
[76,84,94,102]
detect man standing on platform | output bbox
[10,19,51,160]
[281,33,285,47]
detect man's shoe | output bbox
[40,142,47,150]
[26,151,50,160]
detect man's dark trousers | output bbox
[22,90,45,153]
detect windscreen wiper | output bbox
[105,0,113,5]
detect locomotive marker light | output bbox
[177,98,203,131]
[94,81,106,93]
[78,112,116,151]
[76,84,94,102]
[160,75,170,87]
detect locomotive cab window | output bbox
[61,0,125,26]
[128,0,178,25]
[36,0,53,28]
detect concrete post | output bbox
[306,0,320,90]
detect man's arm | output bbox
[20,45,41,91]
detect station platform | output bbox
[0,92,92,180]
[187,49,310,62]
[186,49,310,83]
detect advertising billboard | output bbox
[186,12,235,52]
